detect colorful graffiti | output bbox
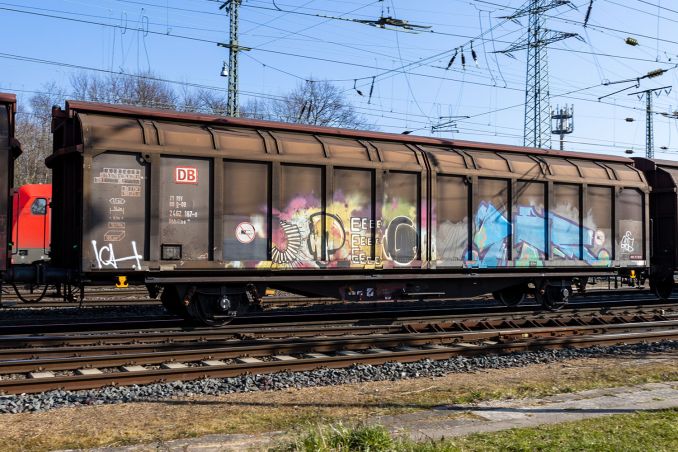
[349,216,382,265]
[472,202,509,266]
[270,194,322,268]
[381,188,418,267]
[333,190,373,265]
[268,193,372,268]
[514,205,545,266]
[264,190,419,268]
[444,201,616,268]
[382,216,417,265]
[472,202,612,267]
[229,194,635,269]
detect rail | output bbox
[0,305,675,395]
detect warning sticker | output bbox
[235,222,256,244]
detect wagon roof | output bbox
[62,100,633,164]
[644,158,678,168]
[0,93,16,104]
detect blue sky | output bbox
[2,0,678,159]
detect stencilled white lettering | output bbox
[94,168,142,185]
[121,186,141,197]
[168,195,198,224]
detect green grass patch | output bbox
[277,423,395,452]
[281,409,678,452]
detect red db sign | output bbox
[175,167,198,184]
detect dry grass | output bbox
[0,355,675,451]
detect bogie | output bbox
[650,277,673,300]
[535,280,572,311]
[162,285,260,325]
[492,284,527,307]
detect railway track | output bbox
[0,289,671,336]
[0,286,154,306]
[0,303,675,395]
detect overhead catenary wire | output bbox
[5,0,678,155]
[3,47,673,128]
[2,2,674,86]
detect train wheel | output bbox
[537,284,570,311]
[187,291,235,327]
[187,286,261,327]
[650,277,673,300]
[575,277,589,294]
[492,285,526,307]
[160,286,191,320]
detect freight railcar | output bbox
[0,96,658,323]
[633,158,678,298]
[8,99,643,324]
[0,94,21,278]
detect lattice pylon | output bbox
[523,0,552,149]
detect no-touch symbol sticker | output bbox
[236,222,256,244]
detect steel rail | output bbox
[0,313,671,359]
[0,326,675,395]
[0,319,676,374]
[1,304,674,349]
[1,294,674,337]
[0,317,184,335]
[0,300,160,308]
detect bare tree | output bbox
[71,74,369,129]
[266,80,369,129]
[14,82,66,185]
[176,85,202,113]
[14,72,180,185]
[240,97,272,121]
[12,75,370,186]
[196,89,229,115]
[70,71,177,109]
[178,88,229,116]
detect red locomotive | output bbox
[11,184,51,265]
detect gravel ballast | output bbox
[0,340,675,414]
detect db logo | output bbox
[175,167,198,184]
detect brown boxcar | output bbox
[47,100,649,322]
[633,157,678,297]
[0,93,21,274]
